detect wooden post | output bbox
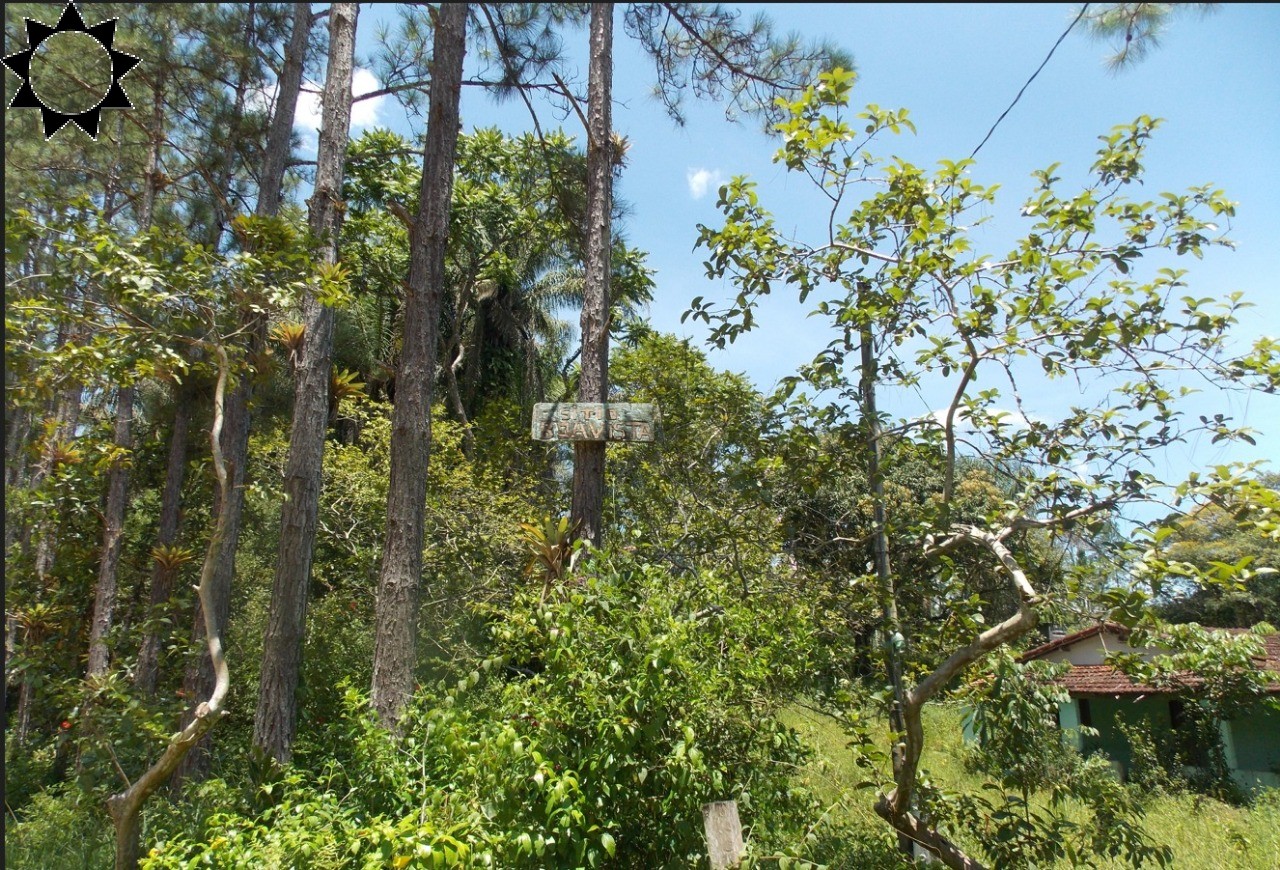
[702,800,745,869]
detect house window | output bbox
[1169,699,1187,731]
[1078,698,1093,729]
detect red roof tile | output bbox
[1021,625,1280,697]
[1056,665,1157,696]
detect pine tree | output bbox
[254,1,360,763]
[370,1,469,726]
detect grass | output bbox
[784,702,1280,869]
[8,705,1277,868]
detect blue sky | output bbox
[331,3,1279,487]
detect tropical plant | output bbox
[690,67,1278,865]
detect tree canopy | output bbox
[4,5,1277,870]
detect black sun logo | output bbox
[3,1,141,140]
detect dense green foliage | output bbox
[123,556,822,868]
[5,3,1278,866]
[1155,474,1280,627]
[960,653,1170,868]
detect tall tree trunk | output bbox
[5,402,32,557]
[86,75,164,683]
[370,1,468,726]
[254,2,310,218]
[253,1,359,764]
[5,402,31,490]
[174,0,312,786]
[570,4,615,548]
[134,393,191,696]
[15,358,82,746]
[86,388,135,678]
[860,321,911,856]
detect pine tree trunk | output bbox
[370,1,468,726]
[87,76,162,684]
[86,387,135,678]
[4,401,31,554]
[570,4,615,549]
[12,623,42,746]
[253,1,359,763]
[256,1,311,218]
[10,295,84,745]
[134,394,191,696]
[5,401,31,489]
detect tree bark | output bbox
[11,622,44,746]
[256,1,311,218]
[87,74,162,683]
[86,387,135,678]
[174,1,312,784]
[874,525,1043,868]
[14,360,81,746]
[173,358,253,786]
[860,321,911,856]
[370,1,467,726]
[253,1,359,763]
[570,3,614,549]
[134,394,191,696]
[5,402,31,492]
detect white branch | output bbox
[881,523,1042,856]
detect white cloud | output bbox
[246,67,386,136]
[923,406,1037,433]
[349,69,385,128]
[686,167,724,200]
[294,87,322,131]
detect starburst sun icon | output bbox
[3,1,141,140]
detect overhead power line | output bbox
[969,4,1091,161]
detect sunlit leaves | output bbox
[693,76,1267,539]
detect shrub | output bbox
[1116,710,1245,805]
[4,785,114,870]
[949,651,1172,868]
[142,553,828,867]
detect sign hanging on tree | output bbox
[531,402,658,443]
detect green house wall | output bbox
[970,696,1280,792]
[1077,695,1168,769]
[1229,703,1280,788]
[1070,695,1280,792]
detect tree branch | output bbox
[879,524,1042,865]
[106,345,232,868]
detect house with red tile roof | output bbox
[1015,623,1280,792]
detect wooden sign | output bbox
[531,402,658,443]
